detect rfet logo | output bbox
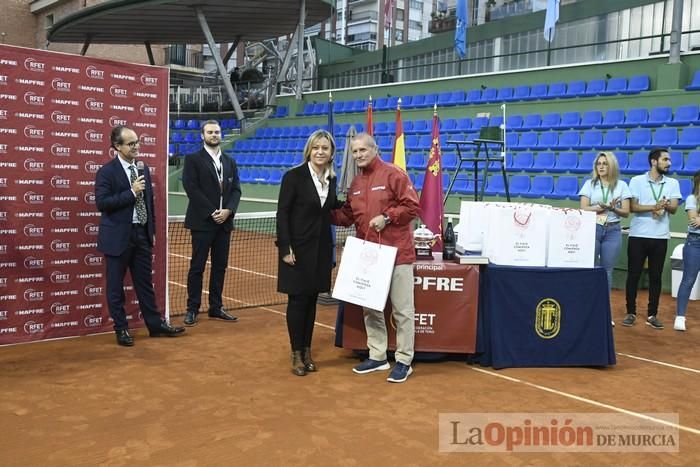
[85,98,104,112]
[84,161,101,174]
[24,58,46,72]
[23,159,45,172]
[0,109,7,119]
[140,133,157,146]
[50,271,71,284]
[84,254,103,267]
[24,125,45,139]
[140,104,157,117]
[24,224,44,237]
[85,129,103,143]
[50,175,71,189]
[51,111,72,125]
[50,240,70,253]
[109,85,128,98]
[108,148,119,158]
[24,256,44,270]
[51,302,71,315]
[84,223,99,236]
[51,78,71,92]
[109,116,128,127]
[50,207,70,220]
[51,143,71,157]
[24,289,44,302]
[86,65,105,80]
[140,73,158,86]
[24,91,45,106]
[24,321,44,334]
[84,191,96,204]
[24,191,44,205]
[84,314,103,327]
[83,285,103,297]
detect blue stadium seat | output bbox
[537,131,559,150]
[524,175,555,198]
[602,77,628,95]
[441,118,457,133]
[577,152,597,174]
[680,178,693,200]
[173,119,186,130]
[268,170,283,185]
[472,116,489,132]
[239,168,252,183]
[541,113,561,130]
[670,150,683,173]
[170,132,184,143]
[622,108,649,128]
[512,151,534,170]
[510,85,530,101]
[672,105,700,126]
[506,115,523,130]
[465,89,482,104]
[644,106,673,127]
[532,151,556,171]
[577,110,603,129]
[412,120,430,134]
[625,75,650,94]
[584,79,606,97]
[509,175,531,196]
[480,88,499,103]
[413,173,425,191]
[546,82,566,99]
[373,97,389,111]
[600,109,626,129]
[601,129,627,149]
[687,71,700,91]
[186,119,199,130]
[374,121,389,135]
[521,114,542,131]
[651,127,678,147]
[564,80,586,98]
[505,132,519,148]
[624,151,649,174]
[450,90,466,106]
[677,127,700,149]
[417,134,433,150]
[496,87,514,102]
[406,94,424,109]
[168,143,176,155]
[615,151,629,172]
[437,91,454,107]
[483,175,505,196]
[422,93,438,109]
[551,151,579,173]
[557,131,580,150]
[351,100,367,113]
[527,83,548,100]
[679,150,700,175]
[579,130,603,149]
[623,128,652,149]
[488,116,504,128]
[407,153,425,170]
[455,117,472,133]
[514,133,538,150]
[556,112,581,130]
[551,176,580,200]
[378,135,393,151]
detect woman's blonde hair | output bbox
[301,129,336,178]
[591,151,620,190]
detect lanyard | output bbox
[648,180,664,203]
[599,183,610,204]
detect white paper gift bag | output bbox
[332,236,398,311]
[546,208,596,268]
[487,203,549,267]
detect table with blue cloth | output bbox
[475,265,616,369]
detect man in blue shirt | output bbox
[623,148,682,329]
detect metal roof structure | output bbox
[47,0,333,44]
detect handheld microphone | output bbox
[136,160,145,177]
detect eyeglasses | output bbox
[121,141,139,148]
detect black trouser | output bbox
[187,227,231,313]
[286,293,318,352]
[625,236,668,317]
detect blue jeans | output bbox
[676,234,700,317]
[595,222,622,292]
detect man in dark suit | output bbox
[182,120,242,326]
[95,125,185,346]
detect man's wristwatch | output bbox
[383,214,391,225]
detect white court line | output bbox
[471,367,700,436]
[616,352,700,374]
[168,252,277,279]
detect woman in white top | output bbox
[579,151,632,304]
[674,170,700,331]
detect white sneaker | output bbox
[674,316,686,331]
[611,320,615,327]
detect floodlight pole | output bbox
[668,0,684,64]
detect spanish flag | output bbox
[419,104,444,251]
[391,98,406,170]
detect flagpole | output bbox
[546,29,552,66]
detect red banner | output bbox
[0,44,169,344]
[341,261,479,353]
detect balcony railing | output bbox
[165,45,204,69]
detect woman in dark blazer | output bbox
[277,129,340,376]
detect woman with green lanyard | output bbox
[579,151,632,324]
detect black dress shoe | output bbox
[116,329,134,347]
[208,308,238,322]
[183,311,198,326]
[149,321,186,337]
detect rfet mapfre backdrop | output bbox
[0,44,169,345]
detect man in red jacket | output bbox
[332,133,420,383]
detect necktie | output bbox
[129,165,148,225]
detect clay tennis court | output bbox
[2,220,700,464]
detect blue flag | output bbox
[543,0,560,42]
[455,0,467,58]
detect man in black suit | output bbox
[95,126,185,346]
[182,120,242,326]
